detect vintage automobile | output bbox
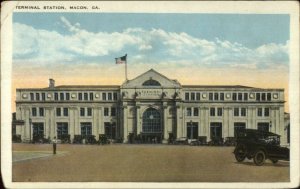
[233,129,289,166]
[174,137,188,145]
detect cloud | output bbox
[13,16,289,70]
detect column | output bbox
[69,107,76,141]
[45,107,52,139]
[223,107,229,137]
[74,108,80,135]
[123,106,128,143]
[92,107,98,138]
[163,104,168,143]
[200,107,205,136]
[204,107,210,140]
[24,108,30,140]
[176,104,182,138]
[228,108,233,137]
[98,107,104,135]
[50,107,55,138]
[136,106,141,135]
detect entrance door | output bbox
[187,122,198,139]
[142,108,162,143]
[234,122,246,137]
[32,123,44,142]
[81,122,92,136]
[105,122,116,139]
[257,122,269,132]
[210,122,222,139]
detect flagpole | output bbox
[125,61,128,81]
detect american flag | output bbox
[115,54,127,64]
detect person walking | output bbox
[52,137,57,155]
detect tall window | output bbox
[66,93,70,100]
[264,108,269,117]
[214,93,219,101]
[113,92,118,100]
[54,93,58,101]
[234,122,246,137]
[191,92,195,100]
[84,93,88,100]
[79,93,83,100]
[185,93,189,100]
[32,107,37,117]
[234,108,239,116]
[194,108,199,116]
[210,107,215,116]
[87,108,92,116]
[60,93,64,100]
[36,93,40,101]
[39,108,44,117]
[102,93,106,100]
[267,93,271,101]
[257,108,263,117]
[220,93,224,100]
[89,93,93,101]
[63,108,68,116]
[196,92,200,100]
[42,93,46,101]
[244,93,248,101]
[108,93,112,100]
[238,93,243,100]
[186,108,192,116]
[30,93,34,100]
[209,93,213,100]
[241,108,246,116]
[256,93,261,101]
[81,122,92,136]
[217,108,222,116]
[232,93,237,101]
[262,93,266,101]
[57,123,68,139]
[56,108,61,116]
[80,108,85,116]
[104,108,109,116]
[111,107,116,116]
[142,108,161,133]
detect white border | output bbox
[1,1,299,188]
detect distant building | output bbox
[14,69,288,144]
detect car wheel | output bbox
[234,144,246,162]
[254,150,266,166]
[271,159,278,164]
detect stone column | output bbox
[123,106,128,143]
[228,108,233,137]
[24,108,30,140]
[92,107,98,137]
[176,104,182,138]
[50,107,55,138]
[69,107,76,141]
[223,107,229,137]
[45,107,52,139]
[136,105,141,135]
[163,104,168,144]
[98,107,104,135]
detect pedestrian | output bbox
[52,136,57,155]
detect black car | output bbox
[233,129,289,166]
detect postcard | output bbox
[1,1,299,188]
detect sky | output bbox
[12,13,290,111]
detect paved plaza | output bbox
[12,143,289,182]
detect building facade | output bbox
[14,69,288,144]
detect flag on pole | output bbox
[115,54,127,64]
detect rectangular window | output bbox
[241,108,246,116]
[196,92,200,100]
[81,122,92,136]
[209,93,213,100]
[54,93,58,101]
[56,108,61,116]
[217,108,222,116]
[102,93,106,100]
[264,108,269,117]
[214,93,219,101]
[111,107,116,116]
[267,93,271,101]
[186,108,192,116]
[256,93,261,101]
[104,108,109,116]
[42,93,46,101]
[66,93,70,100]
[194,108,199,116]
[232,93,237,101]
[244,93,248,101]
[234,108,239,116]
[36,93,40,101]
[79,93,83,100]
[257,108,263,117]
[113,92,118,100]
[108,93,112,100]
[87,108,92,116]
[210,107,215,116]
[30,93,34,100]
[238,93,243,101]
[262,93,266,101]
[234,122,246,137]
[32,107,37,116]
[60,93,64,100]
[185,92,189,100]
[89,93,93,101]
[220,93,224,101]
[80,108,85,116]
[57,123,68,140]
[191,92,195,100]
[84,93,88,100]
[39,108,44,117]
[63,108,68,116]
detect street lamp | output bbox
[269,121,272,132]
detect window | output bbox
[217,108,222,116]
[113,92,118,100]
[102,93,106,100]
[39,108,44,117]
[84,93,88,100]
[214,93,219,100]
[256,93,261,101]
[185,93,189,100]
[80,108,85,116]
[264,108,269,117]
[187,122,198,139]
[232,93,237,101]
[142,79,161,86]
[32,123,44,137]
[241,108,246,116]
[57,123,68,140]
[79,93,83,100]
[186,108,192,116]
[196,92,200,100]
[234,122,246,137]
[220,93,224,101]
[30,93,34,100]
[234,108,239,116]
[89,93,93,101]
[257,108,263,117]
[209,93,213,100]
[60,93,64,100]
[32,107,37,117]
[81,122,92,136]
[63,108,68,116]
[238,93,243,100]
[191,92,195,100]
[262,93,266,101]
[108,93,112,100]
[244,93,248,101]
[56,108,61,116]
[87,108,92,116]
[111,107,116,116]
[42,93,46,101]
[66,93,70,100]
[104,108,109,116]
[54,93,58,101]
[194,108,199,116]
[210,107,215,116]
[267,93,271,101]
[36,93,40,101]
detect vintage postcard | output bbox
[1,1,299,188]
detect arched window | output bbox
[142,108,161,133]
[142,79,161,86]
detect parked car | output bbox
[208,137,224,146]
[174,137,188,145]
[189,136,208,146]
[224,137,236,146]
[233,129,289,166]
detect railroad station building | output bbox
[14,69,288,144]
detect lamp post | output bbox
[269,121,272,132]
[29,118,32,143]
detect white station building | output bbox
[14,69,288,144]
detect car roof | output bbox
[242,129,280,137]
